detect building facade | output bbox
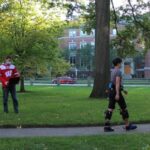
[59,28,116,65]
[59,28,95,64]
[58,28,150,79]
[145,50,150,78]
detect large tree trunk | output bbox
[20,75,25,92]
[90,0,110,98]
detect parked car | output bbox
[52,76,76,84]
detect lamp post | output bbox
[75,67,78,79]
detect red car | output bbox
[52,76,76,84]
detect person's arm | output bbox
[13,67,20,78]
[115,76,121,101]
[9,66,20,85]
[0,76,7,86]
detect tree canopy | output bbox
[0,0,69,91]
[82,0,150,57]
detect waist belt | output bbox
[108,82,123,91]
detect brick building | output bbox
[58,28,150,79]
[58,28,96,78]
[59,28,116,64]
[58,28,115,78]
[59,28,95,64]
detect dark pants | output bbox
[2,84,19,113]
[108,90,127,110]
[104,89,129,127]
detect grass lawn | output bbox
[0,134,150,150]
[0,86,150,127]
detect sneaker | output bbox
[125,124,137,131]
[104,126,114,132]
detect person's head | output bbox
[5,55,12,64]
[112,57,122,68]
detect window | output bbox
[111,29,117,36]
[91,42,95,46]
[80,42,87,49]
[80,30,87,36]
[69,42,77,50]
[80,29,95,36]
[89,29,95,36]
[70,56,76,64]
[69,30,76,37]
[92,29,95,35]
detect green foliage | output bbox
[82,1,116,33]
[51,58,70,76]
[111,25,139,58]
[76,44,95,70]
[142,13,150,50]
[0,0,67,78]
[82,0,150,57]
[82,2,96,34]
[66,19,85,28]
[61,44,95,71]
[117,2,150,53]
[61,48,70,61]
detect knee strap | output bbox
[120,109,129,120]
[105,110,112,120]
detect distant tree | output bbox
[77,44,94,71]
[51,58,70,77]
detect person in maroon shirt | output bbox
[0,56,20,113]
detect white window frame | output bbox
[80,42,87,49]
[91,42,95,46]
[80,30,87,37]
[69,30,77,37]
[69,42,77,50]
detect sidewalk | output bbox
[0,124,150,138]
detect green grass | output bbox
[0,86,150,126]
[0,134,150,150]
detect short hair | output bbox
[112,57,122,66]
[5,55,12,60]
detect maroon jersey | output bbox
[0,63,20,87]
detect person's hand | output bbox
[105,89,109,94]
[115,94,120,101]
[5,81,8,86]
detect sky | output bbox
[113,0,149,8]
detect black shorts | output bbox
[108,90,127,110]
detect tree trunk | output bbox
[90,0,110,98]
[20,75,25,92]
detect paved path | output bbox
[0,124,150,138]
